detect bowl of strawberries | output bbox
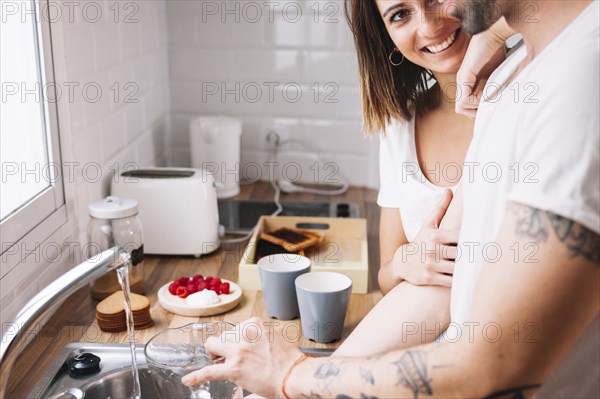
[157,274,242,317]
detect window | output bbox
[1,0,66,262]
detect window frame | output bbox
[1,0,67,275]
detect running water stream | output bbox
[116,264,141,399]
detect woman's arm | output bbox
[378,207,409,295]
[333,281,450,356]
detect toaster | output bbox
[111,167,220,257]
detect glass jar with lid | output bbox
[88,196,145,300]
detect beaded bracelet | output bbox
[281,353,314,399]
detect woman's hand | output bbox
[182,317,303,399]
[391,189,460,287]
[455,17,515,118]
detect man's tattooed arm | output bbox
[511,203,600,263]
[286,205,597,399]
[392,350,433,399]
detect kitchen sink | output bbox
[30,344,150,399]
[29,343,333,398]
[218,200,360,234]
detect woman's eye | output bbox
[389,8,412,24]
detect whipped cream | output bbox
[186,289,221,306]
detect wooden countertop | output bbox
[7,182,382,397]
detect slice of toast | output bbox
[260,227,323,252]
[254,239,305,262]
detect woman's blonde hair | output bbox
[344,0,440,134]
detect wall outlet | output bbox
[266,130,281,150]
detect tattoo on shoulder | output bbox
[359,366,375,385]
[511,204,549,243]
[392,350,433,398]
[511,203,600,264]
[546,212,600,264]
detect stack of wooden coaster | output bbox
[96,291,154,332]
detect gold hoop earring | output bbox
[389,48,405,66]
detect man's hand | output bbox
[181,317,303,399]
[393,189,460,287]
[456,17,514,118]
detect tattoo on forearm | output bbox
[511,203,600,264]
[392,350,433,398]
[336,395,379,399]
[359,366,375,385]
[313,360,344,392]
[314,361,341,380]
[547,213,600,263]
[483,384,541,399]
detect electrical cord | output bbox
[220,132,349,244]
[219,132,283,245]
[274,138,350,196]
[267,130,284,217]
[218,229,254,245]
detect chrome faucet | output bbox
[0,246,131,397]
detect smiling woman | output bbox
[331,0,482,357]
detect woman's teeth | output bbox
[425,30,458,54]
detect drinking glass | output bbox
[144,322,241,399]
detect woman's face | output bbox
[374,0,471,75]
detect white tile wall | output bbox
[62,0,171,240]
[1,0,171,325]
[166,0,379,188]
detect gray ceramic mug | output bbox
[295,272,352,343]
[258,254,311,320]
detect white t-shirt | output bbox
[449,2,599,395]
[452,0,599,326]
[378,117,458,241]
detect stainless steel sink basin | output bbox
[81,367,158,398]
[30,343,333,398]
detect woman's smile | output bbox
[422,28,461,54]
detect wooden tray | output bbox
[238,216,369,293]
